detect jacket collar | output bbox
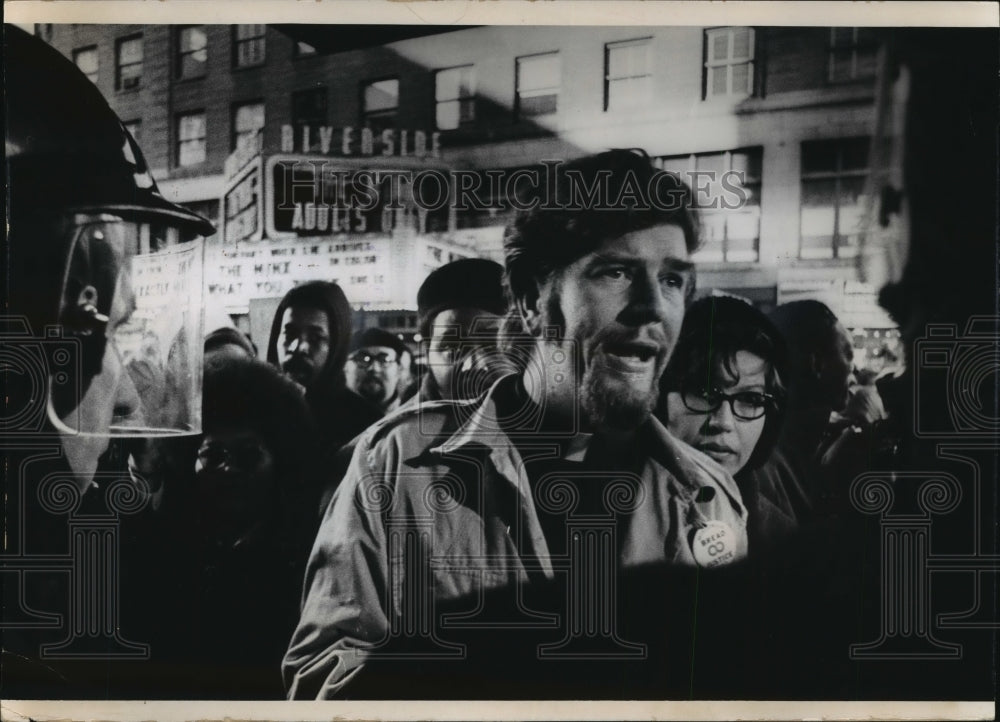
[429,373,521,456]
[428,373,592,461]
[430,373,740,503]
[643,415,745,510]
[431,374,689,467]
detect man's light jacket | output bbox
[283,376,748,699]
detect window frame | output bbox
[657,147,764,263]
[73,45,99,84]
[175,110,208,168]
[360,77,400,131]
[291,87,329,151]
[604,37,652,111]
[515,51,561,119]
[115,34,143,92]
[703,27,756,100]
[231,100,265,153]
[799,137,872,260]
[827,27,879,84]
[176,25,208,80]
[233,24,266,69]
[435,64,477,131]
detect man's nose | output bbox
[621,271,668,325]
[288,335,309,354]
[114,359,145,424]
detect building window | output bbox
[176,111,207,167]
[605,38,651,111]
[704,27,755,99]
[73,46,98,84]
[233,24,266,68]
[800,137,871,259]
[231,101,264,152]
[123,119,142,144]
[115,34,143,91]
[294,40,317,58]
[828,28,878,83]
[291,87,328,151]
[176,25,207,79]
[181,199,221,230]
[435,65,476,130]
[516,52,560,117]
[658,148,763,263]
[361,78,399,134]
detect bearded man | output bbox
[266,281,382,450]
[283,150,748,699]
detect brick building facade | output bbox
[39,23,902,359]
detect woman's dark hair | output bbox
[204,326,256,358]
[658,295,789,472]
[202,357,316,492]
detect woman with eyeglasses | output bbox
[138,357,319,698]
[657,295,795,553]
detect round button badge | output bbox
[689,521,738,568]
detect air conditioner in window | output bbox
[122,75,140,90]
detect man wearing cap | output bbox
[316,260,509,507]
[345,328,409,418]
[284,150,749,699]
[415,258,510,402]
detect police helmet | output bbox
[5,24,213,437]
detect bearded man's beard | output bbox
[359,375,386,402]
[580,362,659,431]
[282,357,314,387]
[541,288,663,431]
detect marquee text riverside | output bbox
[280,125,442,159]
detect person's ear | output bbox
[808,351,825,382]
[64,284,110,335]
[514,277,543,337]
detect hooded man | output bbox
[266,282,382,451]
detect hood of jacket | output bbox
[265,281,353,393]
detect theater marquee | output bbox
[263,154,452,239]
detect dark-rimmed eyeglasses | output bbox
[350,351,398,368]
[196,440,266,472]
[680,388,776,421]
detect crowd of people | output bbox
[4,23,994,703]
[64,145,892,697]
